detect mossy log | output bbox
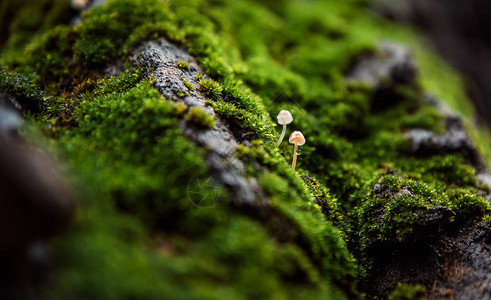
[1,0,491,299]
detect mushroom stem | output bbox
[291,142,298,169]
[277,123,287,146]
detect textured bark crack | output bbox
[133,38,261,205]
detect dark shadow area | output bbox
[376,0,491,127]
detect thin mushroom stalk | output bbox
[289,131,305,170]
[276,110,293,146]
[292,142,299,169]
[277,123,287,147]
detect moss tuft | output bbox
[176,60,189,69]
[447,189,489,217]
[484,215,491,228]
[173,102,188,116]
[0,65,44,112]
[185,106,215,129]
[182,79,195,91]
[198,78,222,101]
[389,283,426,300]
[379,174,403,193]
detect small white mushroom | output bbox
[276,110,293,146]
[289,131,305,170]
[71,0,89,10]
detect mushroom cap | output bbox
[289,131,305,146]
[71,0,88,10]
[277,110,293,125]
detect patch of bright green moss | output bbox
[447,189,489,217]
[199,78,223,101]
[176,60,189,69]
[389,283,426,300]
[182,79,195,91]
[355,171,489,253]
[173,102,188,116]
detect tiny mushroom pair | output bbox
[276,110,306,170]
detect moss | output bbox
[73,0,172,66]
[173,102,188,116]
[182,79,195,91]
[0,0,75,50]
[22,25,78,88]
[302,172,341,226]
[447,189,490,217]
[58,81,217,227]
[484,215,491,228]
[357,176,431,249]
[389,283,426,300]
[176,60,189,69]
[422,155,477,186]
[198,78,223,101]
[4,0,491,298]
[0,65,44,112]
[355,171,488,255]
[185,106,215,129]
[259,172,289,197]
[40,68,144,127]
[379,174,403,193]
[32,69,355,298]
[1,0,175,90]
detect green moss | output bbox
[1,0,176,90]
[22,25,77,87]
[5,0,491,298]
[389,283,426,300]
[357,176,431,249]
[40,68,145,127]
[302,172,340,225]
[176,60,189,69]
[379,174,403,193]
[447,189,489,217]
[259,172,289,197]
[198,78,223,101]
[185,106,215,129]
[484,215,491,227]
[173,102,188,116]
[182,79,195,91]
[0,65,44,112]
[399,106,445,133]
[355,171,488,254]
[437,157,478,185]
[25,68,355,298]
[41,76,335,299]
[73,0,171,66]
[0,0,74,51]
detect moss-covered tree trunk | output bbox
[1,0,491,299]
